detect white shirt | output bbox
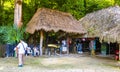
[62,40,66,46]
[33,47,38,52]
[16,41,28,54]
[27,47,31,54]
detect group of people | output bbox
[60,39,83,54]
[14,40,39,67]
[14,39,96,67]
[69,39,96,55]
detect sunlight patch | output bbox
[0,67,4,70]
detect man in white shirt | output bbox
[27,47,32,56]
[33,46,39,57]
[14,40,28,67]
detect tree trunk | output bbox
[14,0,22,28]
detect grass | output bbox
[23,56,75,69]
[44,64,74,69]
[0,54,120,72]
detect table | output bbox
[47,44,60,56]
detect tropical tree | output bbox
[0,0,120,44]
[14,0,23,28]
[0,25,24,44]
[0,0,23,44]
[114,0,120,5]
[0,0,14,26]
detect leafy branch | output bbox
[0,25,24,44]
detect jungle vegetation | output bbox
[0,0,120,44]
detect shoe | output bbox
[18,65,23,67]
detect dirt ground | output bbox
[0,54,120,72]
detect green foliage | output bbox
[1,0,120,44]
[22,0,117,22]
[0,25,24,44]
[58,0,85,19]
[0,0,14,26]
[1,0,120,26]
[86,0,114,13]
[114,0,120,5]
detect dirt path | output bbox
[0,54,120,72]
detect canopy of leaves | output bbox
[0,25,24,44]
[0,0,120,44]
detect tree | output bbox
[0,0,120,44]
[0,25,24,44]
[14,0,22,28]
[114,0,120,5]
[85,0,114,13]
[84,0,87,14]
[0,0,14,26]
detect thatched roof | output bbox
[103,25,120,43]
[26,8,86,34]
[79,6,120,43]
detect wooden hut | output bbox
[26,8,86,56]
[79,6,120,60]
[79,6,120,43]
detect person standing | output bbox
[33,45,39,57]
[61,39,67,53]
[76,40,83,54]
[14,40,28,67]
[89,40,95,56]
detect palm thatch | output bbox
[26,8,86,34]
[26,8,86,56]
[103,25,120,43]
[79,6,120,43]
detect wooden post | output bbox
[119,43,120,60]
[108,42,110,55]
[40,30,43,56]
[67,37,69,55]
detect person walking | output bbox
[14,40,28,67]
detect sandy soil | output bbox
[0,54,120,72]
